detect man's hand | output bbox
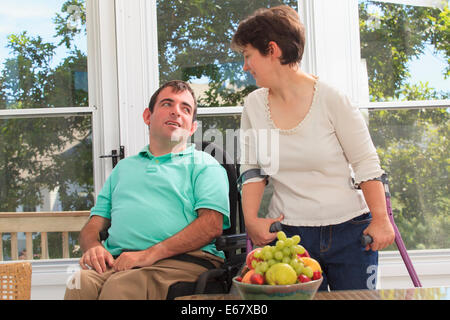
[113,251,156,272]
[79,244,115,274]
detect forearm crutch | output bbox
[361,173,422,287]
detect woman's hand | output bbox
[246,214,284,246]
[363,216,395,251]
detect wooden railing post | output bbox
[0,232,3,261]
[62,232,69,259]
[40,232,49,260]
[25,232,33,260]
[11,232,18,260]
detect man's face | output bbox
[144,87,197,143]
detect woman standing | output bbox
[232,5,395,291]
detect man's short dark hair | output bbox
[148,80,198,121]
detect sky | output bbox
[0,0,448,96]
[0,0,86,71]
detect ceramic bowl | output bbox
[232,276,323,300]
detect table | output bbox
[176,286,450,300]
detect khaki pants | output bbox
[64,250,223,300]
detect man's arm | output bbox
[79,215,114,273]
[113,208,223,272]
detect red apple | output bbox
[297,249,310,258]
[250,273,265,285]
[312,271,322,280]
[246,248,263,269]
[298,274,311,283]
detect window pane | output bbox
[0,0,88,109]
[359,1,449,102]
[367,107,449,250]
[156,0,298,107]
[0,115,94,212]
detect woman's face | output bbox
[242,44,273,87]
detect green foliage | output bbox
[360,1,449,249]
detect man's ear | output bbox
[143,108,151,126]
[189,120,198,136]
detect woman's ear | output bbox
[268,41,282,59]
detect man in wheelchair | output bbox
[64,80,231,299]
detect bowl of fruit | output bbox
[232,232,323,300]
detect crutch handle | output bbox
[361,234,373,246]
[269,221,282,233]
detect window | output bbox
[359,0,449,102]
[359,0,449,249]
[156,0,298,108]
[0,0,92,260]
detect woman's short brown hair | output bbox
[231,5,305,66]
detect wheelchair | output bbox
[166,141,248,299]
[98,141,248,299]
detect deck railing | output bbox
[0,211,90,261]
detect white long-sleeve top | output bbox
[239,79,384,226]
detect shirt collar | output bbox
[139,143,195,159]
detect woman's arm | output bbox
[242,180,284,246]
[360,180,395,251]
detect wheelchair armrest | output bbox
[215,233,247,251]
[99,230,108,242]
[194,269,227,294]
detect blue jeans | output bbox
[279,212,378,291]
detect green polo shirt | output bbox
[90,144,230,258]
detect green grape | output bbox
[282,247,291,257]
[274,251,284,261]
[292,235,301,245]
[290,246,297,255]
[267,259,277,267]
[261,245,271,254]
[282,256,291,264]
[295,244,306,255]
[303,266,314,279]
[251,259,259,269]
[275,240,285,250]
[294,264,303,275]
[277,231,287,241]
[289,258,300,267]
[259,261,269,273]
[254,265,264,275]
[263,250,273,261]
[253,250,262,259]
[285,238,294,247]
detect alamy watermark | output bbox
[366,265,378,290]
[169,121,281,175]
[66,265,81,290]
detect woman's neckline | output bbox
[264,76,319,135]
